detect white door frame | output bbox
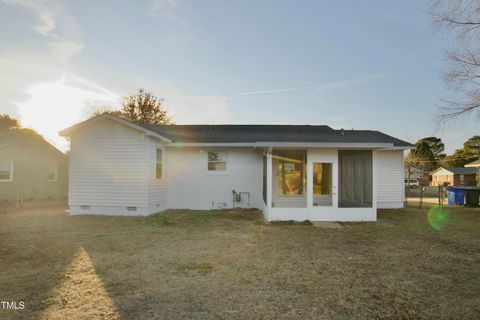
[307,149,338,221]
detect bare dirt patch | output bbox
[1,205,480,319]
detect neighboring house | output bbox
[465,160,480,187]
[430,167,477,187]
[404,166,430,185]
[60,114,414,222]
[0,135,68,202]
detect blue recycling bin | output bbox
[447,187,467,206]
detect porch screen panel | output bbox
[339,150,372,208]
[276,154,304,196]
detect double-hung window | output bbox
[0,161,13,181]
[48,164,57,182]
[156,149,163,179]
[208,152,227,171]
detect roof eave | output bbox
[59,113,172,143]
[465,160,480,167]
[166,142,399,148]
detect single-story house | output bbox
[0,135,68,202]
[465,160,480,187]
[59,114,414,221]
[430,167,477,187]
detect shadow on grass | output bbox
[3,206,480,319]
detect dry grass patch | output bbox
[1,204,480,319]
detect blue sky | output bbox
[0,0,477,152]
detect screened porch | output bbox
[262,148,374,220]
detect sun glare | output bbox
[18,75,119,151]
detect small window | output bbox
[156,149,162,179]
[48,164,57,182]
[0,161,13,181]
[208,152,227,171]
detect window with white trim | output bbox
[208,152,227,171]
[48,164,57,182]
[156,149,162,179]
[0,161,13,181]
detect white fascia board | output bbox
[167,142,394,148]
[377,146,415,150]
[254,142,394,148]
[430,167,453,176]
[167,143,256,147]
[110,116,171,142]
[59,113,171,142]
[465,162,480,167]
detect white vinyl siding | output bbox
[167,148,263,210]
[376,150,404,209]
[68,119,149,209]
[147,138,168,213]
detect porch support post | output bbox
[266,148,273,218]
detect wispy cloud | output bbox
[2,0,83,62]
[2,0,56,36]
[236,74,387,96]
[150,85,232,124]
[148,0,180,20]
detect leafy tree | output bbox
[90,89,172,125]
[406,140,437,172]
[417,137,446,160]
[404,137,449,186]
[0,114,20,131]
[430,0,480,121]
[405,140,437,187]
[0,114,39,138]
[88,106,123,119]
[445,135,480,166]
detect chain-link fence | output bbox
[0,186,67,209]
[405,185,447,209]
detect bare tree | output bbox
[88,89,173,125]
[121,89,172,125]
[431,0,480,121]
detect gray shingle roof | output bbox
[466,159,480,167]
[445,167,477,175]
[140,124,414,147]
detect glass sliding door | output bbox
[338,150,372,208]
[313,163,332,206]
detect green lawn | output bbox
[1,204,480,319]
